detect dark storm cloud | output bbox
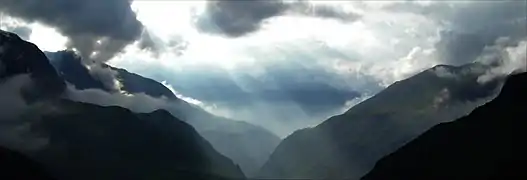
[195,0,287,37]
[0,0,143,63]
[195,0,360,37]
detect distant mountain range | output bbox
[0,29,245,179]
[259,63,505,179]
[362,72,527,180]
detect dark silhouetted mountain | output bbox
[259,63,503,179]
[30,100,244,180]
[362,72,527,180]
[0,146,55,180]
[45,45,281,176]
[1,30,245,180]
[0,30,65,99]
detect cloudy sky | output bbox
[1,0,525,136]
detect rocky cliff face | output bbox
[362,72,527,180]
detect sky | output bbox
[0,0,525,137]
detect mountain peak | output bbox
[0,29,65,99]
[259,63,504,179]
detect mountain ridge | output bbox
[32,99,245,180]
[0,30,65,99]
[0,29,245,180]
[45,46,280,176]
[259,62,504,179]
[361,72,527,180]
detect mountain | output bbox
[45,46,280,176]
[0,30,65,99]
[362,72,527,180]
[46,50,177,99]
[198,121,281,176]
[259,64,503,179]
[30,100,244,180]
[0,146,55,180]
[0,29,244,180]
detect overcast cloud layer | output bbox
[1,1,525,136]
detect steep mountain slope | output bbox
[46,50,177,98]
[30,100,244,180]
[111,66,178,99]
[46,48,280,176]
[362,72,527,180]
[0,146,55,180]
[0,30,65,99]
[259,64,503,179]
[0,29,244,180]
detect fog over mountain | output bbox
[2,1,524,137]
[42,50,280,176]
[0,29,246,180]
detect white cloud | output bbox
[478,40,527,83]
[64,85,170,114]
[161,80,204,106]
